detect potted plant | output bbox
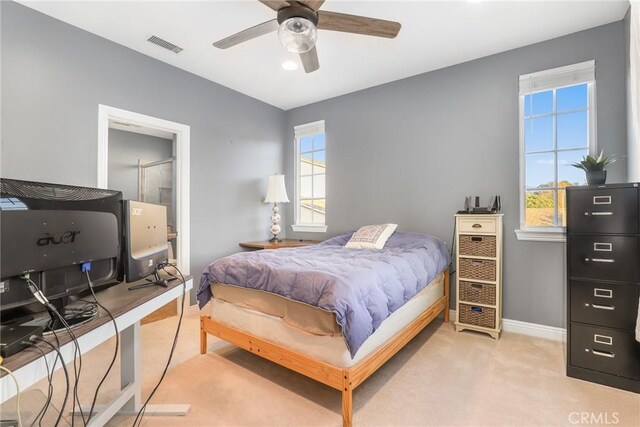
[571,151,618,185]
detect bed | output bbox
[198,231,450,427]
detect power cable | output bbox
[132,264,187,427]
[83,269,119,424]
[26,343,53,427]
[0,365,23,427]
[31,338,70,427]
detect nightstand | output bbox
[238,239,319,250]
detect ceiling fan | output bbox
[212,0,402,73]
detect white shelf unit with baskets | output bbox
[454,214,503,339]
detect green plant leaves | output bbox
[570,150,618,172]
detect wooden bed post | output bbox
[342,369,353,427]
[200,316,208,354]
[444,269,450,324]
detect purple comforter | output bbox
[197,231,450,357]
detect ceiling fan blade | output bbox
[213,19,279,49]
[296,0,325,11]
[258,0,290,11]
[317,11,401,38]
[300,46,319,73]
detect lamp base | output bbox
[269,236,282,244]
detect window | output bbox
[517,61,596,242]
[292,120,327,233]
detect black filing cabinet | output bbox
[566,183,640,393]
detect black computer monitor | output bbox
[0,178,123,329]
[123,200,170,290]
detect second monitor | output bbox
[124,200,172,289]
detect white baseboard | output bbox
[448,310,566,341]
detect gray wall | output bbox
[625,7,639,181]
[107,129,173,200]
[1,1,286,300]
[284,21,628,328]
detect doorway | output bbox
[97,105,190,279]
[107,125,178,263]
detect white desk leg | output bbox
[118,320,190,416]
[81,321,140,426]
[121,321,141,412]
[81,321,189,426]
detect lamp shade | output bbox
[264,174,290,204]
[278,17,317,54]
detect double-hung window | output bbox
[516,61,596,242]
[292,120,327,233]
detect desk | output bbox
[0,276,193,426]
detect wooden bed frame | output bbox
[200,269,449,427]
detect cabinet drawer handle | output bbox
[471,284,484,289]
[593,196,612,205]
[593,242,612,252]
[591,349,615,358]
[594,334,613,345]
[589,212,614,216]
[585,258,614,263]
[471,237,483,242]
[593,288,613,298]
[591,304,615,311]
[472,224,482,229]
[471,260,484,266]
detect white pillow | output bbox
[345,224,398,249]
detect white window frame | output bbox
[291,120,327,233]
[515,60,597,242]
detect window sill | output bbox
[291,224,328,233]
[515,228,566,242]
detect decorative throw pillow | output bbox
[345,224,398,249]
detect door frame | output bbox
[97,104,190,275]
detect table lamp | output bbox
[264,174,290,243]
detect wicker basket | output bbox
[459,303,496,329]
[459,235,496,257]
[459,258,496,281]
[459,281,496,305]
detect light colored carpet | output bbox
[14,307,640,426]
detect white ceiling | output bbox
[19,1,629,110]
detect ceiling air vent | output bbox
[147,35,183,53]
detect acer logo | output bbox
[131,208,142,216]
[37,231,81,246]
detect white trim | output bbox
[449,310,566,341]
[519,60,595,94]
[294,120,325,139]
[108,119,174,140]
[502,318,566,341]
[515,228,566,242]
[97,105,191,275]
[291,224,328,233]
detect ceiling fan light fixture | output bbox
[278,17,317,54]
[281,60,299,71]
